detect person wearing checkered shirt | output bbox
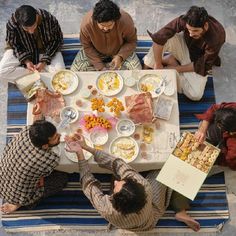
[0,120,68,214]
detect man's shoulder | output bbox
[81,10,93,28]
[38,8,57,22]
[119,9,134,24]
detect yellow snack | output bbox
[107,97,124,117]
[90,98,105,112]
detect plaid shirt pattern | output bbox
[0,126,59,206]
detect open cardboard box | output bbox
[156,132,220,200]
[15,72,45,101]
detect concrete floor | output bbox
[0,0,236,235]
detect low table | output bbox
[27,69,180,173]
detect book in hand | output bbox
[156,132,220,200]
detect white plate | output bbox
[60,106,79,124]
[89,130,109,146]
[109,136,139,163]
[64,138,94,162]
[96,71,123,96]
[138,74,165,97]
[116,119,135,136]
[51,70,79,95]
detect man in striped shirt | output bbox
[65,133,200,232]
[0,5,65,82]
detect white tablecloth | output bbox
[27,69,180,173]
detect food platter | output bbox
[96,71,123,96]
[173,132,220,173]
[138,74,165,97]
[64,138,94,162]
[109,136,139,163]
[51,70,79,95]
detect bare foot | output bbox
[1,203,21,214]
[175,210,200,232]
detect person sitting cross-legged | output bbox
[0,5,65,83]
[71,0,141,71]
[0,120,68,214]
[65,133,200,232]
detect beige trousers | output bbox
[0,49,65,83]
[144,33,208,101]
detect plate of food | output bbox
[138,74,165,97]
[96,71,123,96]
[64,138,94,162]
[109,136,139,163]
[51,70,79,95]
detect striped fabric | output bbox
[61,37,153,69]
[2,38,229,233]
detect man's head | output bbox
[15,5,38,34]
[214,107,236,135]
[111,178,147,215]
[93,0,121,33]
[182,6,209,39]
[29,120,61,149]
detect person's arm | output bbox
[153,43,164,69]
[65,136,112,213]
[194,120,210,143]
[223,137,236,170]
[193,45,223,76]
[115,13,137,62]
[6,21,32,64]
[80,27,105,71]
[39,15,63,65]
[148,17,185,68]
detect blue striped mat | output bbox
[3,80,229,233]
[2,38,229,233]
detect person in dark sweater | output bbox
[0,5,65,82]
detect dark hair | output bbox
[214,107,236,132]
[15,5,37,27]
[29,120,56,148]
[93,0,121,23]
[111,178,147,215]
[181,6,209,28]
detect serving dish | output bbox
[51,70,79,95]
[109,136,139,163]
[96,71,123,96]
[138,74,165,97]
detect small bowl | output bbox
[60,106,79,124]
[124,77,136,87]
[80,88,91,99]
[116,119,135,136]
[89,130,109,146]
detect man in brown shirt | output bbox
[71,0,141,71]
[144,6,225,101]
[65,133,201,232]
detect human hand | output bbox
[109,55,123,70]
[194,130,206,143]
[64,135,83,153]
[154,62,164,69]
[25,60,36,72]
[35,62,46,72]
